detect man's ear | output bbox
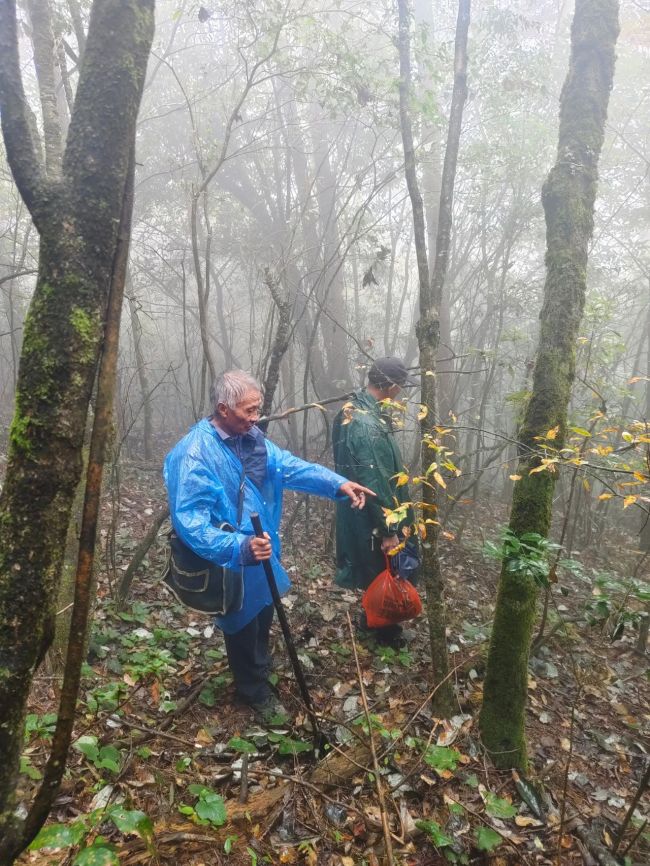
[216,402,229,418]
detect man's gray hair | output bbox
[210,370,262,410]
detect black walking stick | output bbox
[250,512,325,754]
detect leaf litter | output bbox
[17,474,650,866]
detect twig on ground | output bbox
[239,752,249,804]
[612,759,649,854]
[347,612,395,866]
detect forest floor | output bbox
[15,460,650,866]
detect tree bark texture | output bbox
[259,268,293,429]
[397,0,470,716]
[0,0,154,851]
[15,152,137,859]
[27,0,63,178]
[127,286,153,460]
[479,0,619,770]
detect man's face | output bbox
[216,388,262,436]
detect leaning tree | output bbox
[0,0,154,856]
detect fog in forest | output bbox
[0,0,649,863]
[1,1,647,474]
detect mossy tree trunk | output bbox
[479,0,619,771]
[0,0,154,851]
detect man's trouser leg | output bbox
[224,604,274,704]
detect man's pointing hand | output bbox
[339,480,376,510]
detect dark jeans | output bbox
[223,603,274,704]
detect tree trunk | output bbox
[640,285,650,551]
[396,0,470,717]
[127,285,153,460]
[26,0,62,178]
[259,268,293,429]
[479,0,619,771]
[0,0,153,849]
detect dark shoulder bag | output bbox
[161,471,246,615]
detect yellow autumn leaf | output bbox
[623,495,637,508]
[545,426,560,440]
[509,474,522,481]
[418,404,428,421]
[582,478,590,492]
[598,493,614,500]
[633,471,648,482]
[394,472,410,487]
[433,471,447,489]
[529,464,547,474]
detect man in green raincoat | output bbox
[333,357,418,643]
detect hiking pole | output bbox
[250,512,324,752]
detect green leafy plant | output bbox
[179,785,227,827]
[122,646,175,681]
[483,791,517,819]
[267,733,312,755]
[29,805,155,865]
[73,736,122,774]
[85,681,128,714]
[352,713,403,742]
[483,528,558,587]
[228,737,257,754]
[113,601,151,624]
[415,819,454,849]
[423,745,461,773]
[20,755,43,781]
[330,642,352,657]
[474,826,503,852]
[374,644,412,667]
[584,572,650,638]
[224,834,238,854]
[198,674,229,707]
[24,712,57,743]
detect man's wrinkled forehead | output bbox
[236,389,262,409]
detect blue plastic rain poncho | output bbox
[164,419,347,633]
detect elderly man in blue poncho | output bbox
[164,369,374,723]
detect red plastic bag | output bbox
[362,556,422,628]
